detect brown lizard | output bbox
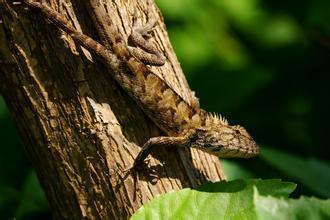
[18,0,259,173]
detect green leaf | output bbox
[197,179,296,197]
[260,147,330,197]
[255,189,330,220]
[131,179,310,220]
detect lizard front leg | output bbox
[132,134,191,170]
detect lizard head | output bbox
[188,114,259,158]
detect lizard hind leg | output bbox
[128,6,166,66]
[131,3,157,37]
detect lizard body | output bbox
[20,0,259,170]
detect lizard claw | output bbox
[114,163,140,194]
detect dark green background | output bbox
[1,0,329,218]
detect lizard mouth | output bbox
[204,143,259,158]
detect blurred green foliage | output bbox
[158,0,330,197]
[1,0,330,218]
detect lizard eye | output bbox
[234,129,240,134]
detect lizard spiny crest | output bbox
[208,112,228,126]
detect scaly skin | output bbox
[20,1,259,171]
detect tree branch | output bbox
[0,0,225,218]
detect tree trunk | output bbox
[0,0,225,219]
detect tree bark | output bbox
[0,0,225,219]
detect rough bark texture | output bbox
[0,0,225,219]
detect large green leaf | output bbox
[255,190,330,220]
[131,179,330,220]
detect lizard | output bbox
[18,0,259,174]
